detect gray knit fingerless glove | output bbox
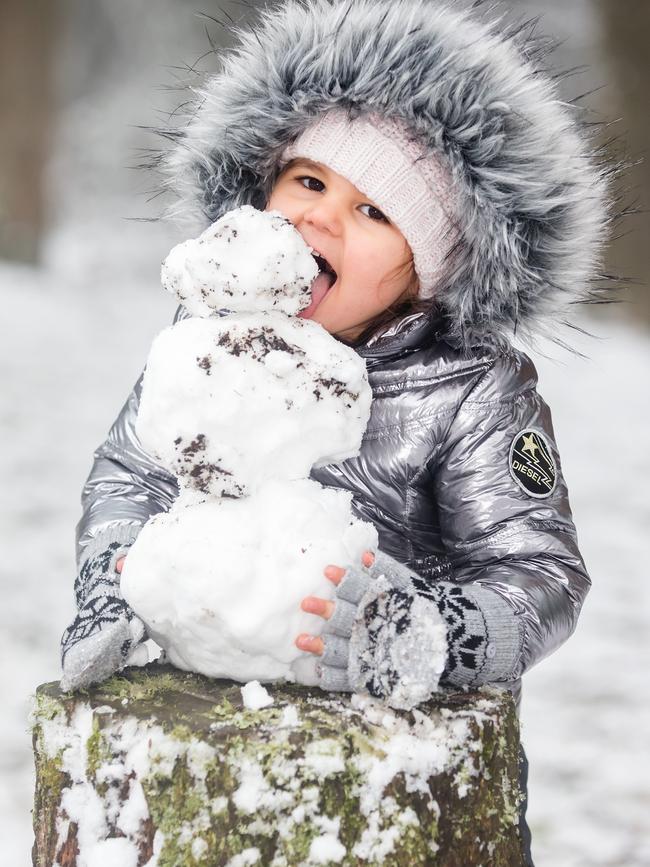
[317,550,448,708]
[316,550,525,710]
[60,524,146,691]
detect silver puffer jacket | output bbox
[77,304,590,713]
[77,0,621,713]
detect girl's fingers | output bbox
[324,564,346,584]
[116,556,126,574]
[324,550,375,584]
[301,596,335,619]
[298,551,376,656]
[295,633,324,655]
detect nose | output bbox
[303,197,342,236]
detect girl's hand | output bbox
[295,550,375,655]
[116,556,126,574]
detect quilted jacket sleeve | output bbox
[431,348,591,684]
[74,306,188,568]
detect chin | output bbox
[307,297,366,341]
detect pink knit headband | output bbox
[279,108,462,298]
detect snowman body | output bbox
[121,207,377,684]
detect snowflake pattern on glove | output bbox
[318,550,495,707]
[352,586,415,699]
[428,584,488,681]
[61,594,138,663]
[351,576,490,701]
[60,537,145,691]
[73,540,125,608]
[407,576,489,679]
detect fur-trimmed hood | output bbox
[148,0,624,355]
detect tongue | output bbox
[298,271,336,319]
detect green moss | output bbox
[143,758,207,866]
[441,710,522,864]
[427,813,440,849]
[32,692,65,723]
[318,759,366,853]
[277,819,318,864]
[142,750,276,867]
[86,714,113,784]
[206,696,235,719]
[169,723,194,743]
[397,818,434,864]
[33,725,65,793]
[32,723,69,867]
[101,669,183,704]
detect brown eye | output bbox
[360,203,389,224]
[297,175,325,192]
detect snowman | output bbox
[120,206,378,686]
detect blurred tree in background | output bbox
[0,0,58,263]
[598,0,649,318]
[0,0,646,316]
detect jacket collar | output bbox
[344,307,444,368]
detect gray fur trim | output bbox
[141,0,631,355]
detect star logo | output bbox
[509,428,557,499]
[521,433,540,459]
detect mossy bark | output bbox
[32,664,527,866]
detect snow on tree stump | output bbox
[32,664,526,866]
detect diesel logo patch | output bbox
[509,429,557,498]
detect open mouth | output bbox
[314,254,337,280]
[298,253,338,319]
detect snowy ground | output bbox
[1,254,648,866]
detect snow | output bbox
[346,694,477,837]
[38,699,217,867]
[122,478,377,682]
[34,672,494,865]
[240,681,274,710]
[135,314,372,497]
[191,837,209,860]
[120,206,378,685]
[116,779,149,837]
[221,687,490,862]
[224,849,261,867]
[2,255,649,866]
[308,821,347,864]
[232,756,292,815]
[278,704,300,728]
[161,205,318,318]
[303,739,346,778]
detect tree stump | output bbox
[31,664,526,866]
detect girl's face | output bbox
[266,158,418,341]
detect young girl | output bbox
[60,0,622,861]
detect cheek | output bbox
[341,247,405,302]
[341,247,383,288]
[266,183,295,216]
[266,188,284,212]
